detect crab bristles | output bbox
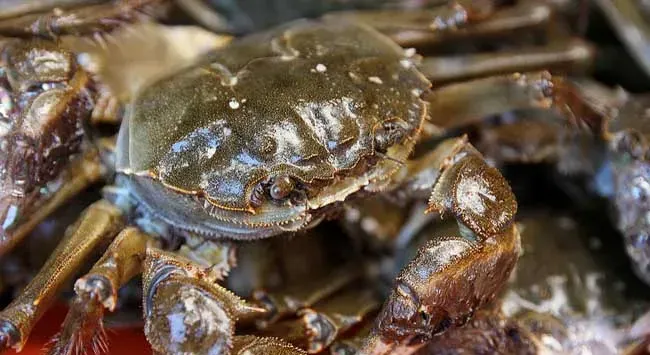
[46,295,108,355]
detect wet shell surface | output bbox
[116,18,430,238]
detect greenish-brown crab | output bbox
[4,1,648,354]
[0,15,524,355]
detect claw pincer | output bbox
[366,138,520,352]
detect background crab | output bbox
[0,0,649,355]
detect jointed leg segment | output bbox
[0,200,124,351]
[48,227,155,354]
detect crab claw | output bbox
[142,248,267,355]
[363,138,520,354]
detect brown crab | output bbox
[0,12,525,354]
[0,1,628,354]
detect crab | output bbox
[0,0,588,254]
[0,1,647,354]
[0,8,524,354]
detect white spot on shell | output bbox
[368,76,383,84]
[315,63,327,73]
[404,48,416,57]
[228,98,240,110]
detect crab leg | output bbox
[0,0,167,38]
[362,137,520,354]
[142,247,267,354]
[0,0,96,20]
[0,199,124,351]
[418,72,616,164]
[328,0,496,34]
[327,1,552,48]
[258,287,380,353]
[252,265,364,327]
[420,39,595,85]
[47,227,155,354]
[0,151,102,257]
[424,71,558,133]
[423,71,621,138]
[91,88,123,125]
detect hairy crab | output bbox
[0,1,649,354]
[0,8,526,354]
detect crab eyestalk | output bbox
[269,176,296,201]
[363,137,520,354]
[375,118,411,153]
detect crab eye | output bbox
[419,309,430,324]
[269,175,295,201]
[375,118,410,152]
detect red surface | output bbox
[6,304,151,355]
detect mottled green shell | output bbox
[117,18,429,238]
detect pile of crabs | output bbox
[1,0,650,354]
